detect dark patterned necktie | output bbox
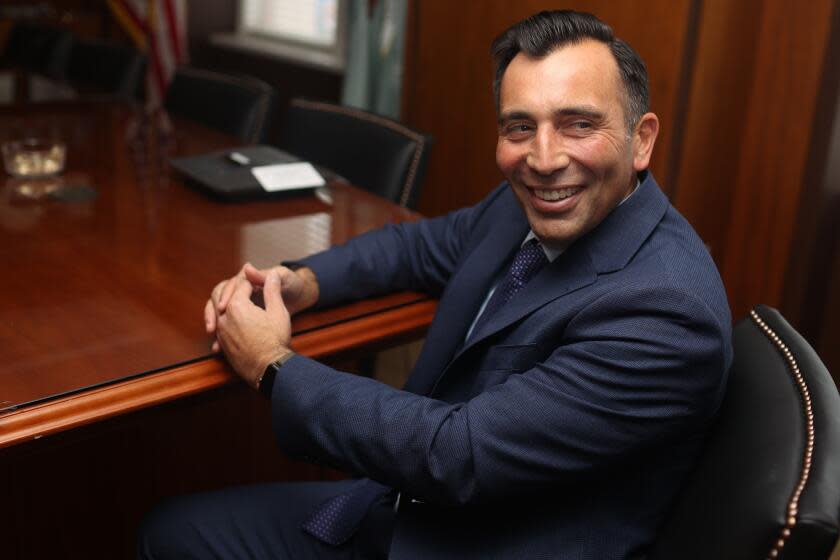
[301,478,390,546]
[469,238,548,340]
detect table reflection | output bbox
[0,100,430,423]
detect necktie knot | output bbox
[468,238,548,341]
[508,238,548,288]
[493,238,548,308]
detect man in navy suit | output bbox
[140,10,731,559]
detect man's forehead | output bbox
[499,40,624,111]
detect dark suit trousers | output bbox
[137,480,396,559]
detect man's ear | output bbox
[632,112,659,171]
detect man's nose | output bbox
[526,129,570,176]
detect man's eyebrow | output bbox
[497,110,531,125]
[555,106,605,120]
[498,106,606,125]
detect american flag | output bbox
[108,0,188,108]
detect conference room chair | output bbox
[1,22,73,79]
[164,66,275,142]
[648,305,840,560]
[277,98,432,209]
[64,38,145,99]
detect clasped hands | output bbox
[204,263,319,389]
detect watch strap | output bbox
[258,351,295,398]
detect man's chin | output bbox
[528,223,577,250]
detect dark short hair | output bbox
[491,10,649,130]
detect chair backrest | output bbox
[278,98,432,209]
[164,66,275,142]
[648,305,840,560]
[64,38,145,98]
[2,22,73,79]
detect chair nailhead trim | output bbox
[750,309,816,560]
[291,98,425,207]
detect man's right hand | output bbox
[204,263,320,350]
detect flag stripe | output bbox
[161,0,183,62]
[108,0,187,108]
[148,32,167,104]
[119,0,150,36]
[107,0,148,49]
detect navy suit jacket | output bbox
[274,172,732,559]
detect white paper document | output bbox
[251,162,325,192]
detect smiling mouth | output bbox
[531,186,582,201]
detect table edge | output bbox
[0,299,437,449]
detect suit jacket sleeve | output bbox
[297,184,510,307]
[270,282,729,507]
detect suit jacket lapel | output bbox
[459,241,596,354]
[584,171,669,274]
[404,191,529,395]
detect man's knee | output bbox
[136,481,387,559]
[137,495,206,559]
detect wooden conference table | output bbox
[0,101,437,448]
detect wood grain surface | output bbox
[0,101,436,445]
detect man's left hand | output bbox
[215,269,292,388]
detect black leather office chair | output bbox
[278,98,432,209]
[648,305,840,560]
[163,66,275,142]
[64,38,145,98]
[1,22,73,78]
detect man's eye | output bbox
[573,121,592,129]
[504,123,533,136]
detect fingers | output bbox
[207,279,228,334]
[243,263,268,286]
[213,276,253,349]
[204,298,216,333]
[229,273,254,305]
[208,263,270,352]
[262,270,293,349]
[262,269,285,315]
[211,280,225,305]
[218,264,250,313]
[218,279,237,313]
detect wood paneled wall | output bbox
[678,0,837,321]
[783,0,840,381]
[402,1,840,377]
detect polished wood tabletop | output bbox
[0,101,436,447]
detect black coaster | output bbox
[49,184,98,202]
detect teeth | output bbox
[533,187,581,201]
